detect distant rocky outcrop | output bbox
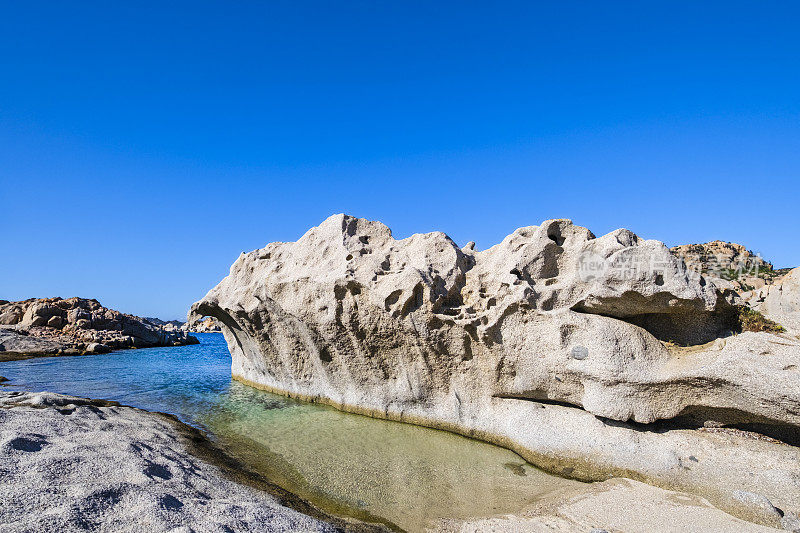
[192,215,800,528]
[184,316,222,333]
[141,316,222,333]
[669,241,797,332]
[0,297,198,359]
[671,240,772,274]
[143,317,185,332]
[669,241,782,292]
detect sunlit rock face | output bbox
[0,297,198,357]
[190,214,798,428]
[749,267,800,333]
[191,215,800,527]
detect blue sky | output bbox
[2,2,799,320]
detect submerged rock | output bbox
[0,297,198,359]
[191,214,800,527]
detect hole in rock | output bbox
[571,292,739,346]
[401,284,425,317]
[319,345,333,363]
[462,337,474,361]
[547,226,566,246]
[8,436,46,452]
[144,463,173,480]
[496,396,799,447]
[159,494,184,511]
[384,289,402,311]
[670,405,800,447]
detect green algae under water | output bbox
[1,333,583,531]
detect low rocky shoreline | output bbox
[0,389,386,532]
[0,298,198,361]
[1,386,790,532]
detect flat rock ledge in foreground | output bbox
[438,478,790,533]
[191,214,800,530]
[0,390,382,533]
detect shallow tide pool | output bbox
[0,332,583,531]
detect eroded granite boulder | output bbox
[749,267,800,333]
[191,215,797,426]
[191,215,800,527]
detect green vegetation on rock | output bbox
[736,306,786,334]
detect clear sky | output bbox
[2,2,799,320]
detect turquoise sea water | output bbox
[0,333,582,531]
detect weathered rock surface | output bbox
[438,478,784,532]
[671,240,772,277]
[670,240,792,296]
[191,215,800,528]
[0,390,380,532]
[0,298,198,360]
[747,267,800,334]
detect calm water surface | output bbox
[0,333,583,531]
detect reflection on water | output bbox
[0,333,583,531]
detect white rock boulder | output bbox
[749,267,800,333]
[191,215,800,527]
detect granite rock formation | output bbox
[670,240,784,293]
[0,297,198,359]
[747,267,800,333]
[191,215,800,528]
[143,317,186,332]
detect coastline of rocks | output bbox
[3,387,783,532]
[144,316,223,333]
[0,297,198,361]
[191,214,800,530]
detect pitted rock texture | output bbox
[0,297,198,358]
[671,241,773,277]
[191,215,800,527]
[190,215,799,426]
[748,267,800,334]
